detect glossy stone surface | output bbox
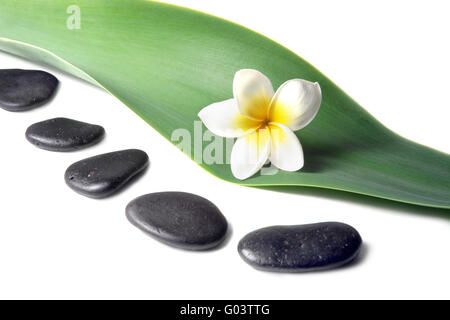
[238,222,362,272]
[65,149,149,199]
[126,192,228,250]
[0,69,58,112]
[26,117,105,152]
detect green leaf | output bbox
[0,0,449,209]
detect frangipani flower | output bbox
[198,69,322,180]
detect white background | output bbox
[0,0,449,299]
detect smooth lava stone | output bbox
[126,192,228,251]
[65,149,149,199]
[238,222,362,273]
[0,69,58,112]
[26,117,105,152]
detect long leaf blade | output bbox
[0,0,449,209]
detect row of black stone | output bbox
[0,68,363,272]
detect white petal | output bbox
[231,128,271,180]
[233,69,274,120]
[269,79,322,131]
[269,123,304,171]
[198,99,261,138]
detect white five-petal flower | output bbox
[198,69,322,180]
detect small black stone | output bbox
[0,69,58,112]
[238,222,362,273]
[65,149,149,199]
[126,192,228,251]
[26,117,105,152]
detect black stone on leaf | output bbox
[65,149,149,199]
[126,192,228,251]
[0,69,58,112]
[238,222,362,273]
[26,117,105,152]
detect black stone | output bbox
[238,222,362,273]
[26,117,105,152]
[126,192,228,251]
[0,69,58,112]
[65,149,149,199]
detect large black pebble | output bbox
[126,192,228,251]
[26,117,105,152]
[65,149,149,199]
[0,69,58,112]
[238,222,362,273]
